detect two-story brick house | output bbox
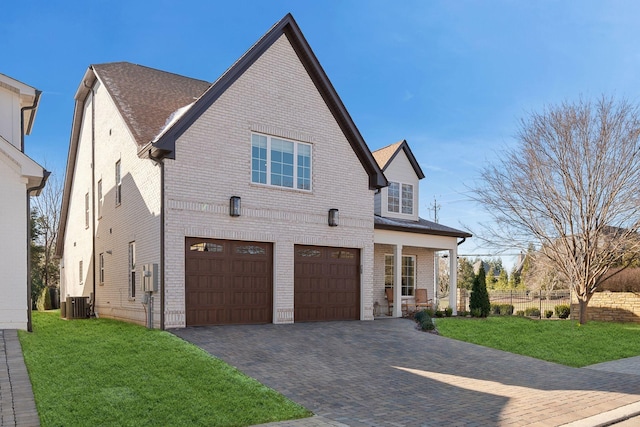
[57,14,469,329]
[0,72,48,330]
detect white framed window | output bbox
[115,160,122,206]
[129,241,136,298]
[99,253,104,285]
[388,183,399,213]
[384,254,416,297]
[85,192,90,228]
[402,255,416,296]
[384,255,394,289]
[97,179,103,218]
[79,260,83,285]
[387,181,413,214]
[251,133,312,191]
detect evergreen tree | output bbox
[496,269,509,289]
[470,265,491,317]
[509,266,521,289]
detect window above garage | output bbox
[251,133,312,191]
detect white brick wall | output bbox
[164,34,375,327]
[61,79,161,327]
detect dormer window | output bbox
[388,181,413,215]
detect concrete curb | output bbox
[559,401,640,427]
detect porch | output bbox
[373,216,471,318]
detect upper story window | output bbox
[85,192,90,229]
[115,160,122,206]
[97,179,103,218]
[388,181,413,214]
[251,133,312,191]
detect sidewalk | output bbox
[0,330,39,426]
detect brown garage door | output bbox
[185,238,272,326]
[294,245,360,322]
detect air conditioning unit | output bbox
[65,296,90,319]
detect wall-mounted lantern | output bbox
[230,196,241,217]
[328,208,339,227]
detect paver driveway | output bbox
[172,319,640,426]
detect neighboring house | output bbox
[57,14,469,329]
[0,72,48,330]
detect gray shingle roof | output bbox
[92,62,211,146]
[374,215,471,238]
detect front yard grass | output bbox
[435,316,640,367]
[19,311,311,427]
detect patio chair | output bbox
[384,288,394,316]
[414,288,433,311]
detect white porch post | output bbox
[393,244,403,317]
[449,247,458,315]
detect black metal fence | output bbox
[454,289,571,318]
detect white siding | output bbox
[0,157,28,329]
[164,34,375,327]
[379,150,420,221]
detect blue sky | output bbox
[5,0,640,268]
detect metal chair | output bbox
[414,288,433,311]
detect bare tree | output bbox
[475,96,640,324]
[32,172,63,289]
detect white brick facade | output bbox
[164,35,375,327]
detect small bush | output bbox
[457,310,470,317]
[435,310,444,318]
[544,310,553,319]
[500,304,514,315]
[524,307,541,317]
[444,307,453,317]
[490,304,514,316]
[555,304,571,319]
[471,308,483,318]
[515,310,525,317]
[414,309,435,331]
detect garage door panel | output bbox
[295,245,360,322]
[185,238,273,326]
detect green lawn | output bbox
[18,311,311,427]
[435,316,640,367]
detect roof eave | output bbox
[374,222,472,238]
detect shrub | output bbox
[471,308,483,318]
[499,304,514,316]
[544,310,553,319]
[490,304,501,315]
[444,307,453,317]
[524,307,541,317]
[457,310,470,317]
[435,310,444,318]
[515,310,525,317]
[555,304,571,319]
[414,309,435,331]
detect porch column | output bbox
[393,244,403,317]
[449,247,458,315]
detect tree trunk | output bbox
[578,298,589,325]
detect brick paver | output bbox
[0,330,39,427]
[172,319,640,427]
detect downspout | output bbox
[148,149,165,330]
[20,90,42,153]
[457,237,466,246]
[27,170,51,332]
[84,81,97,316]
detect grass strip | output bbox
[19,311,311,426]
[436,316,640,367]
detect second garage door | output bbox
[294,245,360,322]
[185,238,273,326]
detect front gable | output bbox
[152,13,386,190]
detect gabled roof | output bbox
[0,72,41,137]
[91,63,211,146]
[374,215,471,238]
[372,140,425,180]
[151,13,387,190]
